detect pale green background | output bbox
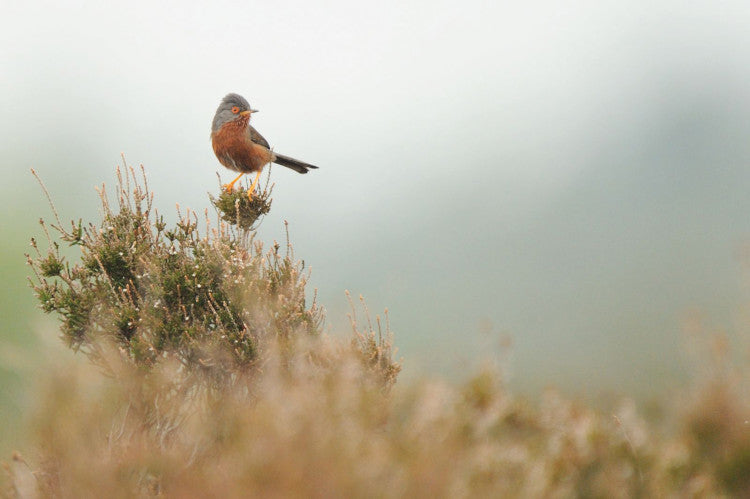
[3,0,750,452]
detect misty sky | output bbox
[3,0,750,398]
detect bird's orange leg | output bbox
[224,173,245,192]
[247,170,263,200]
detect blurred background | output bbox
[3,0,750,450]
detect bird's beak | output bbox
[240,109,259,116]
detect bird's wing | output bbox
[246,125,270,149]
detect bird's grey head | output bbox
[211,93,257,133]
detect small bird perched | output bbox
[211,93,318,199]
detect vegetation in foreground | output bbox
[4,165,750,497]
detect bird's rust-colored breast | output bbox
[211,117,272,173]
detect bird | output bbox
[211,93,318,199]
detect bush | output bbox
[26,166,360,385]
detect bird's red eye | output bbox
[231,106,240,114]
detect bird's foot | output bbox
[223,173,245,193]
[246,170,262,202]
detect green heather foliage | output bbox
[209,186,272,230]
[26,166,396,388]
[8,165,750,497]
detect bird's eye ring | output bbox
[231,106,240,114]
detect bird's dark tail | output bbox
[273,153,319,174]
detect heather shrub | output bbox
[26,165,399,388]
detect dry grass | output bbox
[7,332,750,498]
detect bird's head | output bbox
[211,93,258,133]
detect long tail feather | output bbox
[273,153,319,174]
